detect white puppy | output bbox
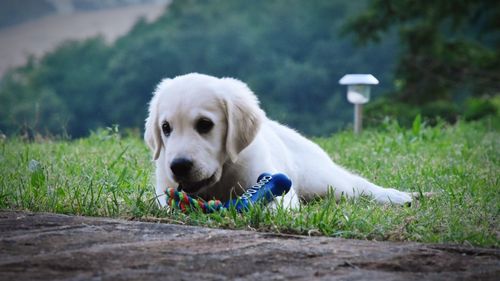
[144,73,412,208]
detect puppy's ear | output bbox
[144,79,171,160]
[220,78,265,163]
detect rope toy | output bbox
[165,188,223,213]
[164,173,292,213]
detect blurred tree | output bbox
[0,37,111,136]
[344,0,500,105]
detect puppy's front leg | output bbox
[154,166,169,207]
[155,180,168,207]
[271,186,300,210]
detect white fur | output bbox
[145,73,412,208]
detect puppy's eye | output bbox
[162,122,172,136]
[196,118,214,134]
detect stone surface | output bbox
[0,210,498,280]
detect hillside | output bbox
[0,0,169,77]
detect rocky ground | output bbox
[0,210,498,280]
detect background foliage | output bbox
[0,0,398,137]
[345,0,500,126]
[0,0,498,137]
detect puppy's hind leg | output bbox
[308,162,412,205]
[352,175,412,205]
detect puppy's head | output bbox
[144,73,265,194]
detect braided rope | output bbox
[165,187,223,213]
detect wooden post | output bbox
[354,103,362,134]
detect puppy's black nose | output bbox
[170,158,193,179]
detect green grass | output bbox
[1,118,498,247]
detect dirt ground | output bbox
[0,210,498,280]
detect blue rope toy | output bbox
[164,173,292,213]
